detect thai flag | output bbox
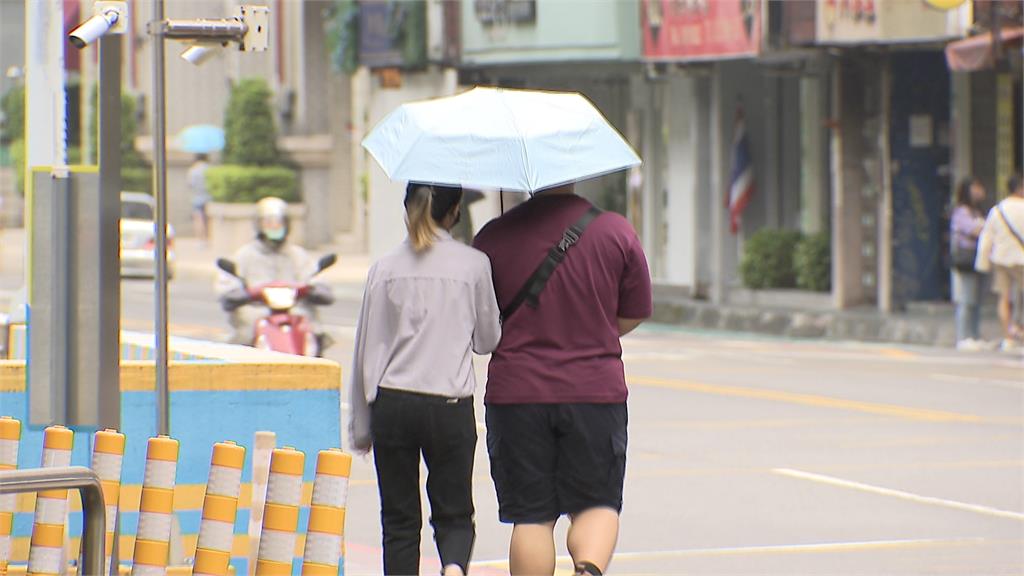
[727,109,756,235]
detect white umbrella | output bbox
[362,87,641,193]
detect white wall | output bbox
[366,68,458,258]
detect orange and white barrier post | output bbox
[27,425,73,576]
[255,447,304,576]
[246,432,275,576]
[131,436,179,576]
[301,450,351,576]
[0,416,22,576]
[193,441,245,576]
[92,429,125,576]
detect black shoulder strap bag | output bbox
[501,205,603,322]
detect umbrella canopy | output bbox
[177,124,225,154]
[362,87,641,193]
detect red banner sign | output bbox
[642,0,762,60]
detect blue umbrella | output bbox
[177,124,225,154]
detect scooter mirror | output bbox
[317,253,338,273]
[216,258,239,277]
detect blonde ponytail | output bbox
[405,185,438,252]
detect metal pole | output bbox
[152,0,170,437]
[0,467,106,576]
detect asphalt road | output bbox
[109,275,1024,575]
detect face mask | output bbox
[265,227,286,242]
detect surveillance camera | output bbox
[181,45,217,66]
[68,9,120,49]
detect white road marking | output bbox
[773,468,1024,521]
[470,537,987,567]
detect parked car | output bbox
[121,192,175,279]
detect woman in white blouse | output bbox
[349,183,501,576]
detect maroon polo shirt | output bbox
[473,194,652,404]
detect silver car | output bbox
[120,192,175,278]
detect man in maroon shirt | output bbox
[473,184,652,576]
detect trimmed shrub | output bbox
[122,167,152,194]
[795,232,832,292]
[740,229,802,289]
[1,85,24,144]
[11,138,24,196]
[223,78,281,166]
[206,165,299,204]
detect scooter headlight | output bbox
[263,287,298,310]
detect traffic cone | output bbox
[131,436,179,576]
[255,447,304,575]
[301,450,351,575]
[27,426,73,576]
[192,442,245,576]
[0,417,21,576]
[92,429,126,576]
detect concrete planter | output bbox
[727,287,834,311]
[207,201,308,257]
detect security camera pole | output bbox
[148,3,269,437]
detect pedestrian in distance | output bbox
[976,174,1024,352]
[473,183,653,576]
[349,183,502,576]
[949,176,988,351]
[188,153,212,245]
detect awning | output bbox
[945,27,1024,72]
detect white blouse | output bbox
[348,231,501,450]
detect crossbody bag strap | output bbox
[500,205,603,322]
[997,203,1024,250]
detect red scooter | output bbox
[217,254,337,356]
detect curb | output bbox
[650,298,1004,348]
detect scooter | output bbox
[216,253,337,356]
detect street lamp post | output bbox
[147,3,269,437]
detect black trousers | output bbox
[371,387,477,575]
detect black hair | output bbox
[403,183,463,252]
[1009,173,1023,195]
[955,176,981,208]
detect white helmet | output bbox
[256,196,289,244]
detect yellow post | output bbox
[255,448,304,576]
[192,442,245,576]
[27,425,73,576]
[131,436,179,576]
[300,450,351,575]
[92,429,126,576]
[0,417,22,576]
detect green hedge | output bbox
[795,232,831,292]
[740,229,802,289]
[122,166,152,194]
[206,165,299,203]
[10,139,24,196]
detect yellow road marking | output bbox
[629,376,983,423]
[879,348,917,359]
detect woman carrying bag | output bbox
[349,183,502,576]
[950,177,988,350]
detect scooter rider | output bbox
[215,196,335,347]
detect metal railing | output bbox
[0,466,106,575]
